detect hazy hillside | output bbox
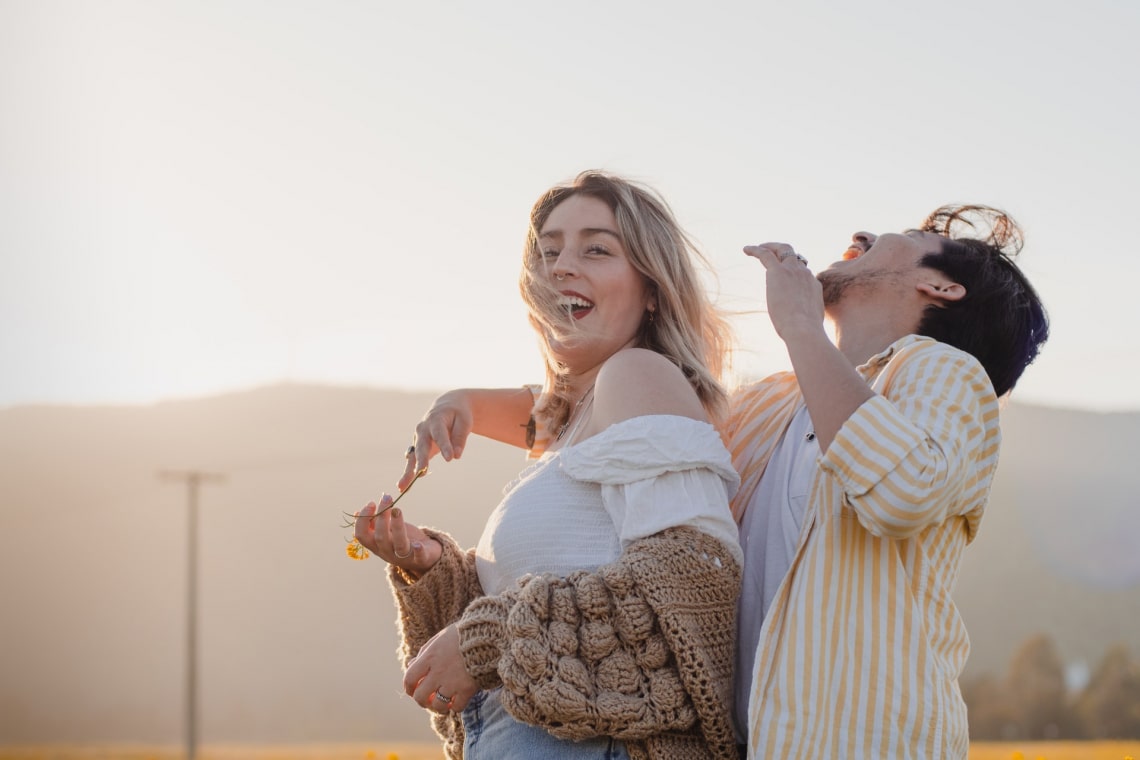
[0,385,522,745]
[956,402,1140,680]
[1,386,1137,744]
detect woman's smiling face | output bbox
[537,194,652,370]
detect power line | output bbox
[159,470,225,760]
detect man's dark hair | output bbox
[916,205,1049,397]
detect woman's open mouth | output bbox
[559,294,594,320]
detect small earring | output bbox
[647,308,656,325]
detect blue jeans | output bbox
[462,689,630,760]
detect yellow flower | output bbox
[341,463,430,558]
[1010,753,1024,760]
[346,537,370,560]
[386,753,399,760]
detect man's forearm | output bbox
[782,327,874,453]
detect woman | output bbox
[354,171,742,760]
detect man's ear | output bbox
[916,279,966,303]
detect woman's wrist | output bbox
[394,536,444,582]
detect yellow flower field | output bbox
[970,742,1138,760]
[0,746,437,760]
[0,742,1137,760]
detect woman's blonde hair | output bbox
[519,170,732,433]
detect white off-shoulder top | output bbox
[475,415,742,597]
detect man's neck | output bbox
[825,274,929,367]
[831,310,914,368]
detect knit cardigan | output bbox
[388,524,741,760]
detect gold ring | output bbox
[393,546,413,559]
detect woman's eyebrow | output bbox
[539,227,621,240]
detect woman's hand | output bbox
[403,624,479,713]
[398,390,477,492]
[397,387,539,491]
[353,496,442,577]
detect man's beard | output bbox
[817,268,897,307]
[818,269,853,307]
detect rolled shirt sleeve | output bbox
[819,340,999,540]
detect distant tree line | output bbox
[963,635,1140,740]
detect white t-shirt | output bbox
[734,404,819,737]
[476,414,742,597]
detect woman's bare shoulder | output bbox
[592,348,707,426]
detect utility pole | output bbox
[160,470,225,760]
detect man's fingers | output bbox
[745,243,808,270]
[744,244,784,268]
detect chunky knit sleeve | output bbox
[456,526,741,760]
[386,527,484,760]
[387,527,484,662]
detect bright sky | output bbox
[2,1,1137,412]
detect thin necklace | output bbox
[556,385,595,441]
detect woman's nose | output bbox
[550,251,576,279]
[852,231,877,247]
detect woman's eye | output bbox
[541,249,560,258]
[585,245,610,256]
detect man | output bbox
[401,205,1049,759]
[729,205,1047,758]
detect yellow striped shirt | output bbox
[727,335,1000,759]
